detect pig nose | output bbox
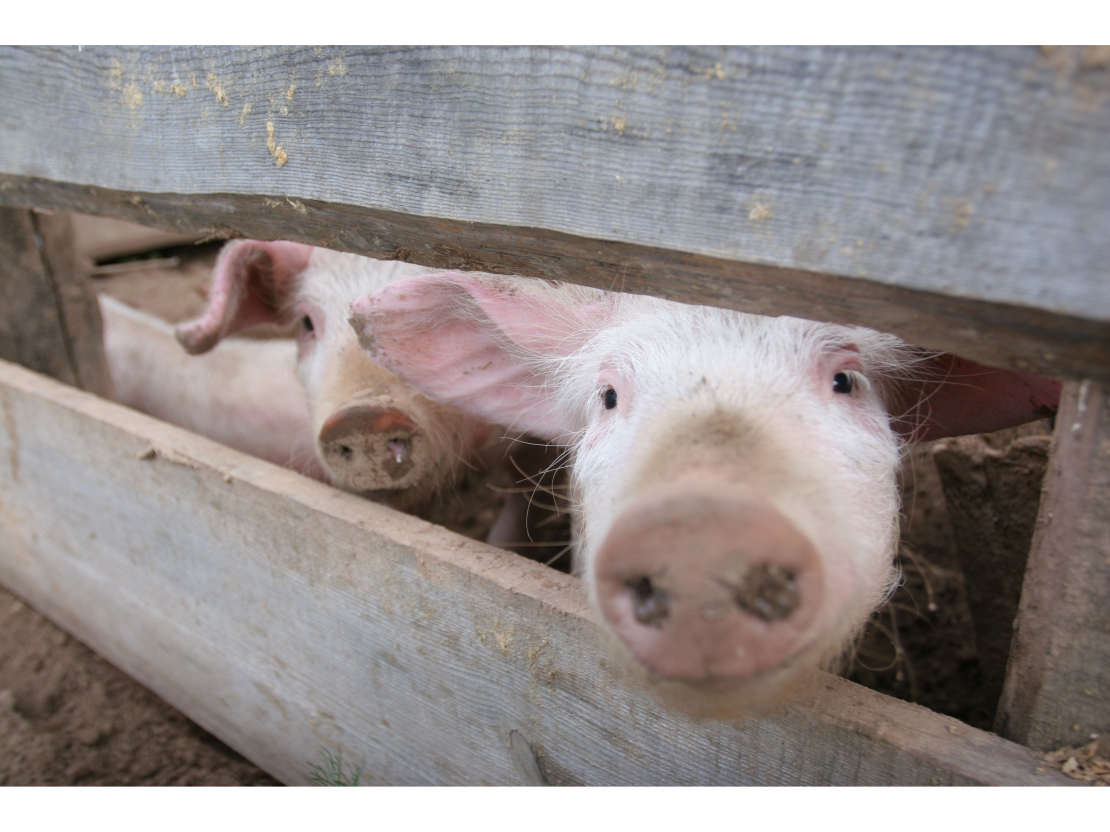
[317,403,421,490]
[594,478,823,691]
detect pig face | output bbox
[175,241,496,510]
[349,273,1061,712]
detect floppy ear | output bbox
[175,240,313,354]
[892,353,1062,442]
[349,273,615,441]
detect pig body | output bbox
[350,274,1061,712]
[100,293,325,480]
[174,242,502,512]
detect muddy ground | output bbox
[0,240,1051,784]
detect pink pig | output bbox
[166,241,500,512]
[349,273,1061,711]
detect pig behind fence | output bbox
[349,272,1061,715]
[102,241,523,524]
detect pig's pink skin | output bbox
[173,243,499,509]
[351,272,1062,705]
[594,476,828,691]
[349,275,612,440]
[175,240,313,355]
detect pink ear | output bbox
[893,354,1062,442]
[175,240,313,354]
[349,273,613,441]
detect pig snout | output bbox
[593,478,824,692]
[317,402,426,491]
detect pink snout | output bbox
[594,478,823,691]
[317,402,421,490]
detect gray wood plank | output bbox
[0,357,1076,785]
[0,45,1107,382]
[0,208,113,398]
[3,177,1108,385]
[995,381,1110,751]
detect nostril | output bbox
[387,438,410,465]
[629,576,670,628]
[730,563,799,621]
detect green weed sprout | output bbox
[308,747,364,786]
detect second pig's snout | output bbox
[594,477,824,691]
[318,402,421,489]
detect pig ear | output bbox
[175,240,313,354]
[349,273,615,441]
[892,354,1062,442]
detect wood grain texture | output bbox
[995,381,1110,751]
[0,46,1106,370]
[0,358,1076,786]
[0,208,113,398]
[3,177,1108,384]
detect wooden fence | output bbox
[0,45,1106,784]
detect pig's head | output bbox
[350,272,1061,713]
[175,240,496,509]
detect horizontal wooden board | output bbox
[1,45,1106,320]
[1,46,1108,382]
[4,177,1109,385]
[0,358,1076,785]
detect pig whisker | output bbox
[534,511,568,528]
[895,543,939,614]
[526,498,566,514]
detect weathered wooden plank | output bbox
[995,381,1110,751]
[0,208,113,398]
[0,45,1107,381]
[3,177,1107,385]
[0,358,1075,785]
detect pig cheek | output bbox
[804,415,900,644]
[574,419,642,563]
[295,331,316,365]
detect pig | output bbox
[172,240,502,513]
[100,293,324,480]
[349,273,1062,712]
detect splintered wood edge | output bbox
[0,358,1078,785]
[2,177,1107,384]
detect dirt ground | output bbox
[0,239,1054,784]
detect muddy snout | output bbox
[594,479,823,691]
[317,402,425,491]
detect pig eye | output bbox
[602,386,618,410]
[832,372,854,394]
[301,315,314,333]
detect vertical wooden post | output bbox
[995,381,1110,751]
[0,208,113,398]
